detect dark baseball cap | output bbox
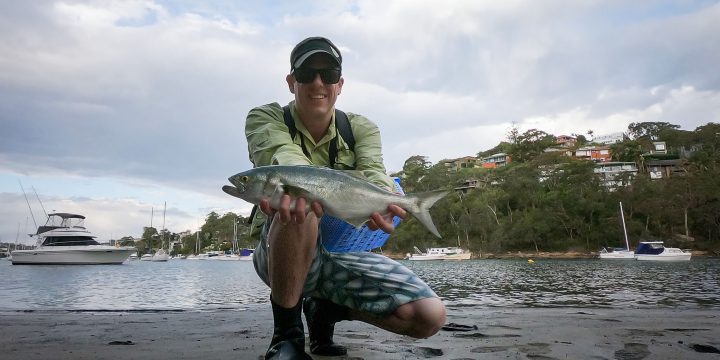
[290,37,342,70]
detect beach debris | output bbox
[441,323,478,332]
[223,165,449,237]
[692,344,720,354]
[410,346,443,357]
[614,343,650,360]
[108,340,135,345]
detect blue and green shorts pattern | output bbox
[253,219,438,315]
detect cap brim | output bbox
[293,50,340,69]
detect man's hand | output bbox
[367,204,407,233]
[259,195,323,224]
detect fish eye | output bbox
[240,176,249,182]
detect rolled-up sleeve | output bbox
[245,103,312,167]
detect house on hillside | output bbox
[454,179,481,193]
[646,159,686,179]
[556,135,577,147]
[593,132,625,145]
[594,162,638,188]
[575,145,611,162]
[482,153,511,168]
[439,156,481,172]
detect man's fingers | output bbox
[278,194,292,223]
[371,212,394,233]
[311,202,324,218]
[294,197,306,224]
[388,204,407,219]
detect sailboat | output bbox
[599,202,635,260]
[151,202,170,262]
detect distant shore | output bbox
[2,306,719,359]
[384,250,717,260]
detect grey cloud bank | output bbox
[1,1,719,243]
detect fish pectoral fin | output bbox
[222,185,243,199]
[345,217,369,228]
[282,184,311,198]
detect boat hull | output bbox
[599,250,635,260]
[10,246,136,265]
[635,253,692,261]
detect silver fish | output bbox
[222,165,449,238]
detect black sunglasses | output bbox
[293,68,342,84]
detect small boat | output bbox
[599,247,635,260]
[407,247,471,261]
[600,202,635,260]
[634,241,692,261]
[151,248,170,262]
[140,253,154,261]
[10,213,136,265]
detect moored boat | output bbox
[599,247,635,260]
[599,202,635,260]
[10,213,136,265]
[634,241,692,261]
[407,247,471,261]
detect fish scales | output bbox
[222,165,448,237]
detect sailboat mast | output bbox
[162,201,166,251]
[619,202,630,251]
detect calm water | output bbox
[1,258,719,312]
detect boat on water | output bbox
[214,248,254,261]
[599,247,635,260]
[151,248,170,262]
[407,247,471,261]
[634,241,692,261]
[10,213,136,265]
[599,202,635,260]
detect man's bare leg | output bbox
[351,297,447,338]
[263,196,319,359]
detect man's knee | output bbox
[395,297,446,338]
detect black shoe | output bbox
[303,297,349,356]
[265,340,311,360]
[266,298,311,360]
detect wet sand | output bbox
[1,306,719,359]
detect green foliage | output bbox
[390,122,720,254]
[506,128,556,163]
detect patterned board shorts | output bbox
[253,219,438,315]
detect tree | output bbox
[507,129,556,163]
[628,122,680,140]
[393,155,431,192]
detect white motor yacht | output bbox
[634,241,692,261]
[10,213,136,265]
[407,247,471,261]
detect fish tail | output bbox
[406,190,449,238]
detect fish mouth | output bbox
[222,184,245,199]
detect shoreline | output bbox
[2,306,718,359]
[384,250,717,260]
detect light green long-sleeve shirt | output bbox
[245,101,395,190]
[244,102,396,240]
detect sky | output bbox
[2,0,719,245]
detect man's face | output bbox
[286,53,344,120]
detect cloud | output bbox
[1,0,719,243]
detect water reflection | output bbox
[405,259,720,309]
[1,258,718,311]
